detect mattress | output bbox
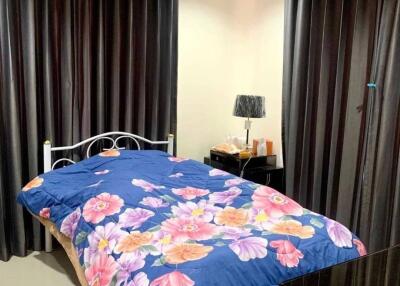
[18,150,366,286]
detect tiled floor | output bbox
[0,249,80,285]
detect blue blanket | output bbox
[18,150,365,286]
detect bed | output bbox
[17,132,366,286]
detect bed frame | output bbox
[42,131,174,252]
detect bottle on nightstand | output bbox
[257,138,267,156]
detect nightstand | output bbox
[204,150,285,192]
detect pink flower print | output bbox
[95,169,110,175]
[224,178,246,187]
[208,187,242,205]
[209,168,230,177]
[83,192,124,224]
[84,222,126,265]
[161,217,217,242]
[252,186,303,218]
[85,252,119,286]
[140,197,169,208]
[270,240,304,268]
[118,208,155,229]
[171,200,221,222]
[172,187,210,200]
[150,271,194,286]
[116,253,146,286]
[229,237,268,261]
[39,208,50,219]
[132,179,165,192]
[169,172,183,178]
[126,272,149,286]
[168,156,189,163]
[60,207,81,238]
[325,218,353,248]
[219,226,252,240]
[353,239,367,256]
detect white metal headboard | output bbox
[42,131,174,252]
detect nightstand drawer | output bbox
[244,167,284,191]
[210,152,238,167]
[210,152,225,163]
[209,160,240,176]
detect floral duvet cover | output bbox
[17,150,366,286]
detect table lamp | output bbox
[233,95,266,148]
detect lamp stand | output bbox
[244,117,252,149]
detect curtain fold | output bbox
[362,0,400,253]
[0,0,178,262]
[283,0,400,258]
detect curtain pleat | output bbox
[110,0,121,130]
[0,0,26,258]
[284,1,400,284]
[283,0,399,255]
[0,0,178,262]
[363,0,400,253]
[124,1,135,132]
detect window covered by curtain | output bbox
[283,0,399,255]
[0,0,178,261]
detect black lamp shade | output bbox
[233,95,266,118]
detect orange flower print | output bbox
[114,231,153,254]
[22,176,44,192]
[267,220,315,239]
[164,243,213,264]
[99,149,120,157]
[214,207,248,227]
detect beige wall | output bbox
[177,0,284,166]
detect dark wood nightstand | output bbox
[204,150,285,192]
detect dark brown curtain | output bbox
[283,0,399,255]
[0,0,178,261]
